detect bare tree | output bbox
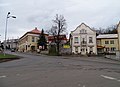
[105,25,117,34]
[97,25,117,34]
[47,14,67,55]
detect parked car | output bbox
[11,48,15,52]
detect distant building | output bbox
[18,27,48,52]
[48,35,68,54]
[48,35,67,45]
[2,39,18,50]
[97,34,118,54]
[70,23,97,55]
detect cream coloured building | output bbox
[18,27,48,52]
[97,21,120,54]
[70,23,97,55]
[97,34,118,54]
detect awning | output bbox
[97,45,105,48]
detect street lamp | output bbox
[0,35,1,47]
[4,12,16,56]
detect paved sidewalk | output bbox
[6,51,120,65]
[60,55,120,65]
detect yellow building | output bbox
[18,27,48,52]
[97,34,118,54]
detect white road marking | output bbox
[0,75,7,78]
[16,74,20,76]
[83,85,86,87]
[118,80,120,82]
[78,84,81,86]
[78,84,85,87]
[101,75,117,80]
[101,75,120,82]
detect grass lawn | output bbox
[0,53,17,59]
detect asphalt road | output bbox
[0,52,120,87]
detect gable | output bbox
[71,23,96,35]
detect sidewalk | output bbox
[21,51,120,64]
[6,51,120,65]
[60,55,120,65]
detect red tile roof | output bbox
[48,35,67,41]
[29,27,41,34]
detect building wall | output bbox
[3,39,18,50]
[18,34,39,52]
[97,38,118,52]
[71,23,97,55]
[117,22,120,50]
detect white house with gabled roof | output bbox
[70,23,97,55]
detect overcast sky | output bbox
[0,0,120,41]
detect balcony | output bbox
[81,41,87,46]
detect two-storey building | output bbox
[97,34,118,54]
[70,23,97,55]
[18,27,48,52]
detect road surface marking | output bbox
[78,84,81,86]
[0,75,7,78]
[16,74,20,76]
[101,75,117,80]
[101,75,120,82]
[78,84,85,87]
[83,85,86,87]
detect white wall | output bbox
[71,23,97,55]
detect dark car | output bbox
[11,48,15,52]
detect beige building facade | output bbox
[97,34,118,54]
[18,27,48,52]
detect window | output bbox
[32,37,35,42]
[106,48,109,51]
[81,48,85,52]
[97,40,100,45]
[89,37,93,43]
[105,41,109,44]
[80,29,87,34]
[81,38,86,44]
[110,40,114,44]
[111,47,116,51]
[74,37,79,43]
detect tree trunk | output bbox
[56,42,60,55]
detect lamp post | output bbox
[4,12,16,56]
[0,35,1,47]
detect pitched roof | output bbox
[71,23,96,33]
[19,27,41,40]
[97,34,118,39]
[28,27,41,34]
[48,35,67,41]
